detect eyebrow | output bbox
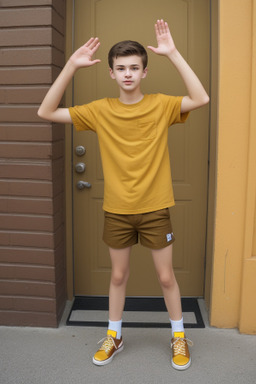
[115,64,141,68]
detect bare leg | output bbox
[151,244,182,320]
[108,246,131,321]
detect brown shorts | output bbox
[103,208,175,250]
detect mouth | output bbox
[123,81,133,85]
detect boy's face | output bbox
[109,55,148,93]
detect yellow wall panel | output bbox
[210,0,254,329]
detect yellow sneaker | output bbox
[92,330,124,366]
[171,332,193,370]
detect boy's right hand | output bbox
[38,37,101,123]
[69,37,101,69]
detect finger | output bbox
[155,20,161,35]
[89,38,100,50]
[84,37,100,50]
[164,21,170,34]
[91,41,101,53]
[147,45,158,54]
[158,19,169,35]
[160,19,165,34]
[88,59,101,66]
[91,59,101,64]
[154,22,161,38]
[84,37,95,47]
[156,19,164,35]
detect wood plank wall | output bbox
[0,0,67,327]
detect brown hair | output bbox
[108,40,148,69]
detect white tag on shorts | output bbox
[166,233,173,242]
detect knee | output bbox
[111,269,129,286]
[158,271,176,289]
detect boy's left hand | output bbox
[148,19,176,57]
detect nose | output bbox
[125,68,131,77]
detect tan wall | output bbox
[0,0,67,327]
[210,0,256,334]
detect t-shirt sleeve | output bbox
[69,101,100,132]
[161,94,190,126]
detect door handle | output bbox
[77,181,91,190]
[75,162,86,173]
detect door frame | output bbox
[64,0,218,308]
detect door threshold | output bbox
[66,296,205,328]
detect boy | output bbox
[38,19,209,370]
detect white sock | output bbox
[108,319,122,339]
[170,317,184,336]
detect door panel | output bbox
[72,0,210,296]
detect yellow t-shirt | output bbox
[69,94,189,214]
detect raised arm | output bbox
[148,20,209,113]
[38,38,101,123]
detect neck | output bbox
[119,89,144,105]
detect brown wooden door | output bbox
[71,0,210,296]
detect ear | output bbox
[109,68,116,79]
[142,67,148,79]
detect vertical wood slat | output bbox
[0,0,67,328]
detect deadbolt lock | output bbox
[75,145,86,156]
[75,162,86,173]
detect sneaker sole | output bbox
[172,358,191,371]
[92,345,124,366]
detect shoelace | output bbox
[97,336,117,353]
[171,337,193,356]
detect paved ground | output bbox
[0,300,255,384]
